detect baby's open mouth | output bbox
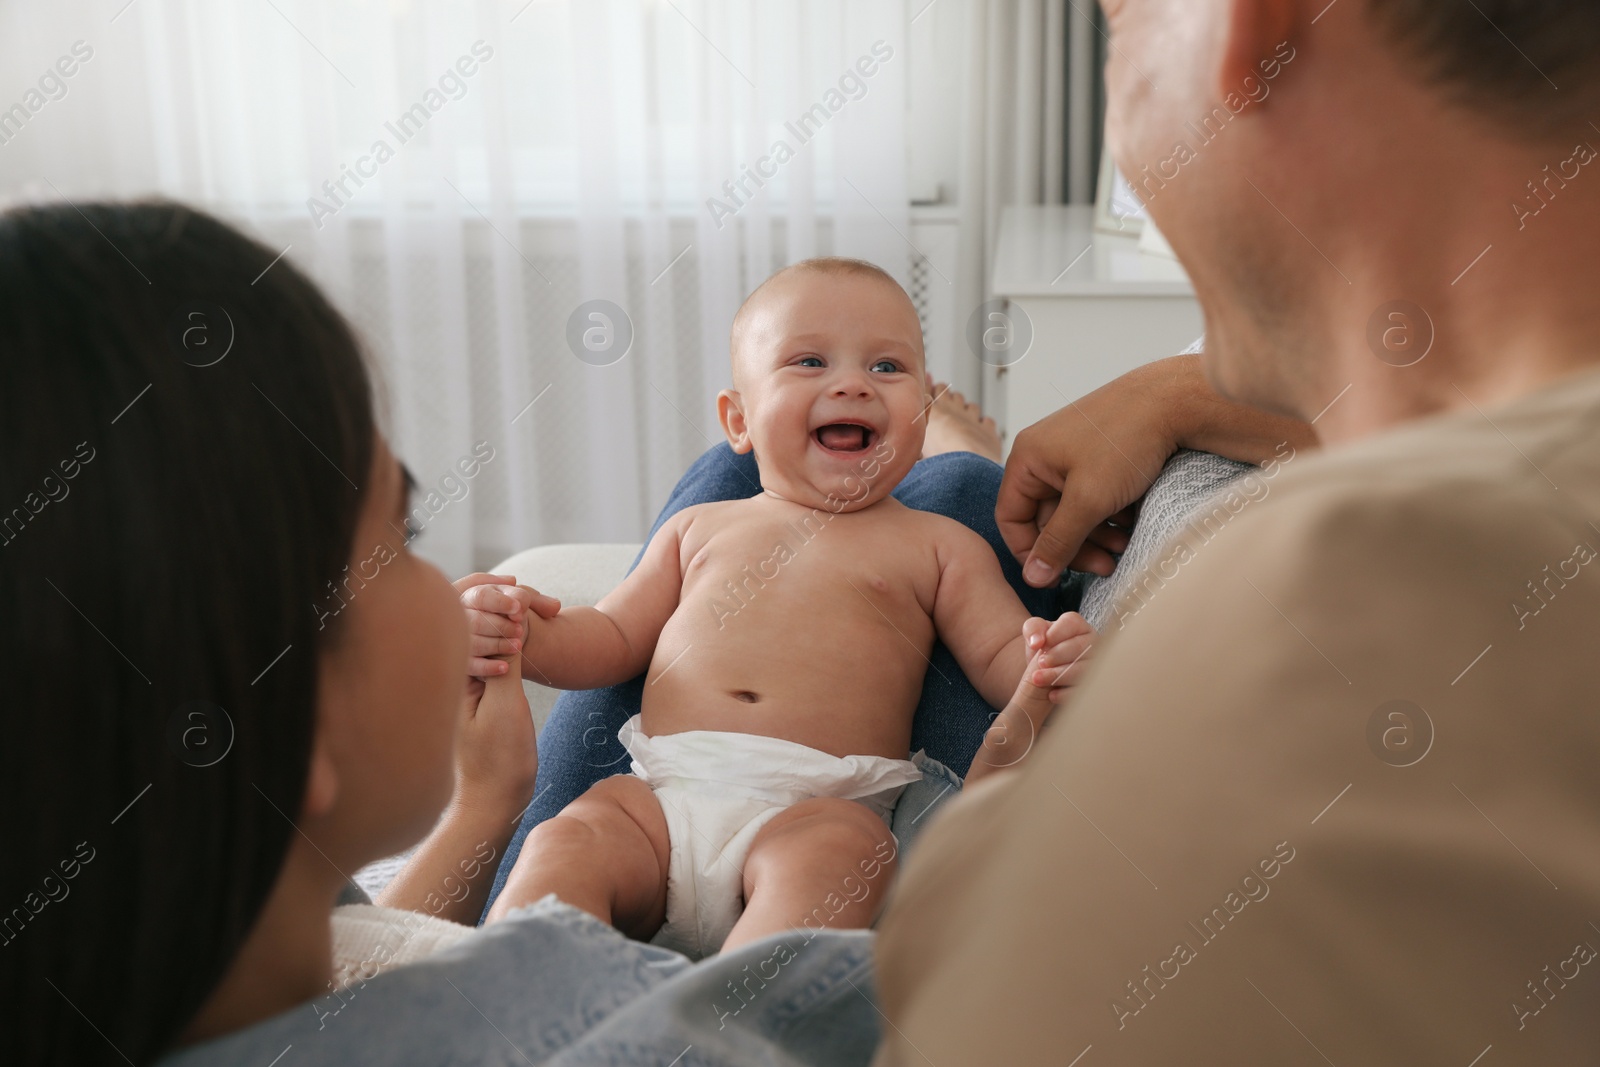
[814,423,876,453]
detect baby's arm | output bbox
[460,511,690,690]
[929,522,1041,709]
[931,520,1096,707]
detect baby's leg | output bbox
[724,797,899,953]
[486,775,670,940]
[482,444,761,922]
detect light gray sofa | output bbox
[490,542,642,732]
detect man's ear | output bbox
[1218,0,1295,104]
[717,389,754,454]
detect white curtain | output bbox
[0,0,910,576]
[929,0,1099,399]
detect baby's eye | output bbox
[796,356,824,368]
[871,359,901,374]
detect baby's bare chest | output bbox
[678,508,939,614]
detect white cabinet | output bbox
[981,205,1204,452]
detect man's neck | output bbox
[1309,244,1600,446]
[1261,85,1600,445]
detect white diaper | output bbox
[618,714,922,959]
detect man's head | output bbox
[718,258,928,511]
[1100,0,1600,431]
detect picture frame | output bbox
[1093,148,1148,237]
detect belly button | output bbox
[733,691,760,704]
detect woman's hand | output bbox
[996,354,1317,587]
[375,659,537,923]
[452,657,538,819]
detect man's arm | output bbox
[996,353,1317,585]
[514,511,689,690]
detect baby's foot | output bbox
[921,379,1003,462]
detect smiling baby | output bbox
[470,258,1093,958]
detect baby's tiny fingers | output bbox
[1032,657,1090,687]
[518,587,562,619]
[1038,634,1094,669]
[1046,610,1094,640]
[466,608,522,637]
[455,571,516,594]
[1023,616,1050,650]
[461,584,513,611]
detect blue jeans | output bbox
[484,445,1066,917]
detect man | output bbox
[876,0,1600,1063]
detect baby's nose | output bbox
[831,373,874,398]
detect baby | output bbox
[470,258,1095,958]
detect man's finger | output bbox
[1022,484,1103,588]
[1082,520,1131,556]
[1068,544,1118,578]
[996,458,1063,564]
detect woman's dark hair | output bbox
[0,201,375,1063]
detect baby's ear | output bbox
[716,389,753,454]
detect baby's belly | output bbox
[639,609,927,760]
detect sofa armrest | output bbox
[487,543,642,732]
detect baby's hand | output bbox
[455,572,561,678]
[967,613,1096,784]
[1023,611,1096,703]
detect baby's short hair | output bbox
[777,256,901,287]
[730,256,916,361]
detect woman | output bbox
[2,201,879,1066]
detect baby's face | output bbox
[719,272,927,511]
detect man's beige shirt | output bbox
[876,365,1600,1065]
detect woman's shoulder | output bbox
[157,898,687,1067]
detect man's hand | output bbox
[455,572,561,677]
[996,354,1317,588]
[996,367,1180,586]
